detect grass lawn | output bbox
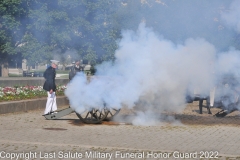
[8,70,69,77]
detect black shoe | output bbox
[50,111,58,114]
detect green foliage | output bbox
[0,0,30,57]
[1,0,238,67]
[18,33,52,66]
[17,0,123,65]
[1,0,145,66]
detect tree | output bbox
[17,0,123,66]
[0,0,30,75]
[2,0,237,72]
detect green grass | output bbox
[8,70,69,77]
[8,73,23,77]
[56,70,69,74]
[59,75,68,78]
[26,69,69,74]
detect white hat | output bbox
[50,60,59,65]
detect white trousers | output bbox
[44,91,57,114]
[209,87,215,107]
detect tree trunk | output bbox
[1,63,9,77]
[62,65,66,71]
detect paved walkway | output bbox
[0,102,240,160]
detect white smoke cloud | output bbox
[217,48,240,75]
[65,22,240,125]
[221,0,240,33]
[131,111,159,126]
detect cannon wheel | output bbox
[75,108,108,124]
[104,108,121,121]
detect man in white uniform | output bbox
[43,60,59,115]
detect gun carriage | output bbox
[43,106,121,124]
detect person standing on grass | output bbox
[43,60,59,115]
[69,60,84,81]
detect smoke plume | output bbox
[221,0,240,33]
[65,22,240,125]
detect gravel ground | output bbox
[0,102,240,160]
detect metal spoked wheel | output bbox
[104,108,121,121]
[75,108,108,124]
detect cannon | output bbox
[43,106,121,124]
[43,75,122,123]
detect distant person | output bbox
[43,60,59,115]
[69,60,84,80]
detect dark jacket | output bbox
[69,65,84,80]
[43,66,56,91]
